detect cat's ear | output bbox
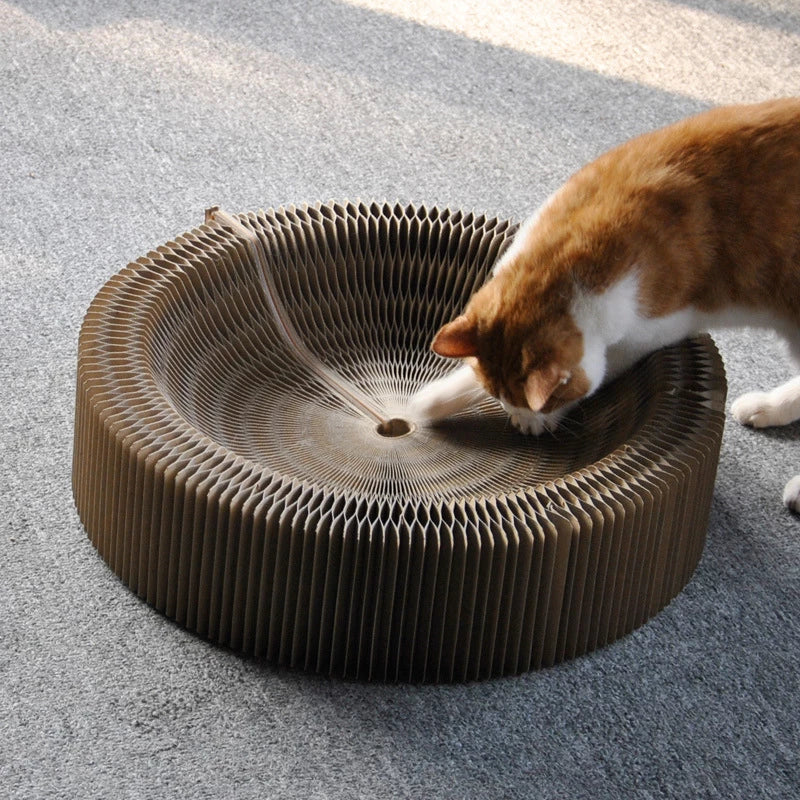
[524,365,570,412]
[431,314,478,359]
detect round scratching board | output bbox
[72,201,726,682]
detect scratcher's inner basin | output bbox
[151,208,661,501]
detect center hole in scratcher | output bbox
[376,418,414,438]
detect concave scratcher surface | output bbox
[72,201,727,682]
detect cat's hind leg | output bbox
[731,330,800,512]
[782,475,800,513]
[730,376,800,428]
[731,324,800,428]
[731,378,800,512]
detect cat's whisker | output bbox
[552,415,583,439]
[451,387,486,404]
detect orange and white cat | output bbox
[409,98,800,510]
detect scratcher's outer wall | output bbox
[72,202,727,682]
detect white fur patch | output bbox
[782,475,800,513]
[570,272,652,392]
[731,377,800,428]
[501,402,566,436]
[407,363,486,422]
[570,271,779,386]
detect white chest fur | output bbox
[575,272,781,386]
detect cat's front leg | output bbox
[407,363,487,422]
[730,376,800,427]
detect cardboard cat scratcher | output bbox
[72,201,726,681]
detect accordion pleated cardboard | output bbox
[72,201,727,682]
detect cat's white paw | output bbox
[783,475,800,513]
[506,406,564,436]
[509,410,546,436]
[407,365,485,423]
[731,391,786,428]
[407,382,449,422]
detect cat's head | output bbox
[431,273,594,430]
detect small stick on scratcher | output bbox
[205,206,388,426]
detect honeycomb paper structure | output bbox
[72,201,727,682]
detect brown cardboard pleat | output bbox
[72,201,727,682]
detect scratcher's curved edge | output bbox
[72,201,727,682]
